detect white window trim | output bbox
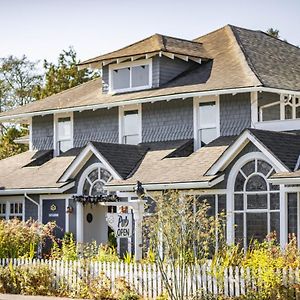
[29,117,33,151]
[0,196,25,221]
[53,112,74,156]
[119,104,142,144]
[193,95,220,150]
[108,59,152,94]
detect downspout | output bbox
[24,193,41,222]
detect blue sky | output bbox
[1,0,299,63]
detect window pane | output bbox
[270,193,280,210]
[199,102,216,126]
[257,160,272,176]
[262,103,280,121]
[246,175,267,191]
[270,212,280,241]
[132,65,149,87]
[247,194,267,209]
[234,193,244,210]
[234,172,245,192]
[241,160,255,177]
[199,128,217,146]
[246,213,268,245]
[234,213,244,245]
[58,117,71,140]
[83,180,91,195]
[91,181,104,196]
[288,193,298,237]
[285,104,293,119]
[100,169,111,182]
[124,134,139,145]
[59,140,72,154]
[112,67,130,90]
[89,169,99,183]
[124,111,139,136]
[218,194,226,214]
[296,105,300,119]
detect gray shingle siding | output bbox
[220,93,251,136]
[142,98,193,142]
[74,108,119,147]
[152,57,160,88]
[32,115,53,150]
[102,66,109,94]
[25,195,39,221]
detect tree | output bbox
[266,28,280,39]
[0,55,42,111]
[35,46,98,100]
[0,127,28,160]
[144,190,226,300]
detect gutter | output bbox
[105,175,224,192]
[2,86,299,123]
[268,177,300,185]
[0,181,75,195]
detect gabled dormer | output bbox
[78,34,210,94]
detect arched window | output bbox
[233,158,280,249]
[82,165,112,196]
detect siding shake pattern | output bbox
[32,115,53,150]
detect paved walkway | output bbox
[0,295,85,300]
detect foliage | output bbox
[0,55,42,112]
[34,46,98,100]
[0,126,28,160]
[51,234,119,262]
[0,263,54,295]
[144,190,226,300]
[266,28,280,39]
[0,218,55,258]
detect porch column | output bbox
[132,201,145,261]
[280,184,287,249]
[76,202,84,243]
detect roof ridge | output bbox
[228,25,263,86]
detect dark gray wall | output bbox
[258,92,280,121]
[102,66,109,94]
[142,98,193,142]
[25,195,39,221]
[32,115,53,150]
[220,93,251,136]
[74,108,118,147]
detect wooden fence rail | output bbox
[0,258,299,299]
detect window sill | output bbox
[254,119,300,131]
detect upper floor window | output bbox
[259,95,300,122]
[194,96,220,150]
[119,105,141,145]
[54,113,73,155]
[109,59,152,93]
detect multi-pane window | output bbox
[56,116,72,154]
[110,60,151,92]
[122,110,140,145]
[0,200,23,220]
[259,95,300,122]
[82,166,112,196]
[233,159,280,249]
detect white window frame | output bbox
[0,197,25,221]
[193,96,220,150]
[53,112,74,156]
[109,59,152,93]
[119,104,142,144]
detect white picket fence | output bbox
[0,258,299,299]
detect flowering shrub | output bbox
[0,218,55,258]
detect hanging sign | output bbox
[106,213,132,238]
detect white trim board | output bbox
[206,130,289,176]
[4,86,300,123]
[60,142,122,183]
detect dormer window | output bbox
[54,113,73,156]
[109,59,152,93]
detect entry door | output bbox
[42,199,66,239]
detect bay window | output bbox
[109,59,152,93]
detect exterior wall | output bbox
[32,115,53,150]
[25,195,39,221]
[220,93,251,136]
[102,66,109,94]
[74,108,119,147]
[142,98,193,142]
